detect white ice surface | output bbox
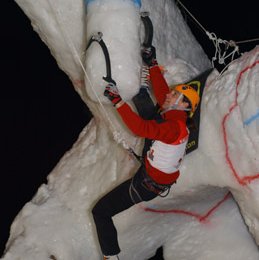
[2,0,259,259]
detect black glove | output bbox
[104,82,122,106]
[142,46,157,67]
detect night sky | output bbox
[1,0,258,256]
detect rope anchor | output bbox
[206,31,240,66]
[176,0,259,69]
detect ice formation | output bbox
[1,0,259,259]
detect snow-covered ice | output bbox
[2,0,259,259]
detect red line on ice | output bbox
[141,192,231,222]
[222,60,259,185]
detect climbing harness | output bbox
[142,171,173,197]
[129,165,172,204]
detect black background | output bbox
[1,1,92,255]
[1,0,258,257]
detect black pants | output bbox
[92,89,162,255]
[92,165,158,255]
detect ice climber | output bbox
[92,45,200,260]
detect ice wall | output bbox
[2,0,259,259]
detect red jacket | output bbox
[117,66,188,184]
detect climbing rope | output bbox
[46,0,140,160]
[176,0,259,68]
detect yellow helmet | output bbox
[174,84,200,112]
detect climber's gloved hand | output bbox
[142,46,158,67]
[104,82,122,106]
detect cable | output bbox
[176,0,207,34]
[236,38,259,45]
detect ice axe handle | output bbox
[141,12,153,48]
